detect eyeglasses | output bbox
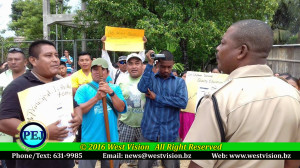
[119,61,126,65]
[8,48,24,54]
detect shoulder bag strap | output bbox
[196,95,226,142]
[87,83,118,116]
[114,70,121,84]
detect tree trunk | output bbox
[180,38,189,70]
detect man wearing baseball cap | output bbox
[116,53,146,167]
[74,58,127,168]
[101,35,147,85]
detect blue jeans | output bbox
[138,135,180,168]
[0,160,7,168]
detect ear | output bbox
[28,56,37,67]
[237,44,248,60]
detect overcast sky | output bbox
[0,0,80,38]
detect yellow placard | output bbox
[105,26,145,52]
[181,71,228,113]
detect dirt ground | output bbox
[74,160,190,168]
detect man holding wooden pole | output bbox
[74,58,127,168]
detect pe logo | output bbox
[16,121,48,151]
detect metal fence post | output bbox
[73,39,77,71]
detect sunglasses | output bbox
[8,48,24,54]
[119,61,126,64]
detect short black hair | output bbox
[172,69,178,73]
[181,71,187,77]
[158,50,174,62]
[279,72,292,79]
[286,76,299,86]
[78,51,92,59]
[231,19,273,56]
[29,40,55,58]
[60,61,67,67]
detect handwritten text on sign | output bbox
[105,26,144,52]
[181,72,228,113]
[17,77,75,142]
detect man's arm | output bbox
[147,79,188,109]
[138,50,155,93]
[137,36,147,62]
[101,36,116,73]
[74,85,103,114]
[65,56,73,64]
[0,118,22,136]
[101,49,115,72]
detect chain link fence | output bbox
[0,39,121,72]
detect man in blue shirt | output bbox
[137,50,188,168]
[74,58,127,168]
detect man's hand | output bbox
[99,81,114,95]
[101,35,106,50]
[95,89,106,100]
[47,120,68,141]
[146,88,156,100]
[143,36,147,43]
[69,107,82,133]
[101,35,106,42]
[146,50,155,66]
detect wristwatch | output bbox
[109,91,115,97]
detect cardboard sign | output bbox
[18,77,75,142]
[182,71,228,113]
[105,26,144,52]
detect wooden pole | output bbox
[98,65,113,168]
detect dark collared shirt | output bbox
[0,70,77,168]
[138,64,188,142]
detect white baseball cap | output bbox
[126,53,144,62]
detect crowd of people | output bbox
[0,19,299,168]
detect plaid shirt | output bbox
[138,64,188,142]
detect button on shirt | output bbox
[138,64,188,142]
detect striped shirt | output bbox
[138,64,188,142]
[60,56,73,74]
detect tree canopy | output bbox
[271,0,300,44]
[5,0,278,71]
[75,0,278,71]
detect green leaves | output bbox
[6,0,278,70]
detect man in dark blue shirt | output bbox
[138,50,188,168]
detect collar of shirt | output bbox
[154,72,176,79]
[228,65,273,80]
[24,70,59,83]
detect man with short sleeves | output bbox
[74,58,127,168]
[71,51,92,94]
[185,19,300,168]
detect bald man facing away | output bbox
[184,19,300,168]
